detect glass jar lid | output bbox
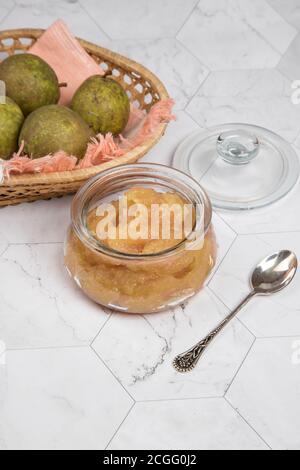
[172,123,300,210]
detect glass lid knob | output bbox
[173,123,300,210]
[217,129,260,165]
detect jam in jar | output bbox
[64,164,216,313]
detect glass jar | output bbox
[64,163,216,314]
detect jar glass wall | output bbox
[64,164,216,314]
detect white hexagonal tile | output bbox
[0,243,109,348]
[0,197,72,244]
[83,0,199,39]
[110,38,209,110]
[210,232,300,338]
[268,0,300,29]
[294,132,300,148]
[0,243,8,257]
[177,0,296,71]
[1,0,110,46]
[210,212,237,278]
[0,0,14,25]
[108,398,268,450]
[93,288,253,401]
[278,33,300,83]
[186,69,300,142]
[227,337,300,450]
[215,170,300,235]
[0,347,133,450]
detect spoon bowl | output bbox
[251,250,297,295]
[173,250,298,373]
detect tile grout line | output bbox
[224,337,257,396]
[206,284,257,340]
[266,0,300,33]
[78,1,112,42]
[240,12,292,59]
[224,396,272,450]
[0,2,16,29]
[174,0,201,39]
[275,61,297,85]
[175,36,211,75]
[90,312,113,347]
[207,233,238,287]
[104,402,136,450]
[0,244,9,258]
[136,396,222,404]
[214,212,239,237]
[175,0,295,71]
[182,108,204,129]
[90,344,136,403]
[183,69,212,112]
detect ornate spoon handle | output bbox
[173,291,256,373]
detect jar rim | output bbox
[71,163,212,260]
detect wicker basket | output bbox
[0,28,169,207]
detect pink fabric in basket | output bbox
[2,99,175,176]
[29,19,104,105]
[1,21,175,176]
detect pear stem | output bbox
[58,82,68,88]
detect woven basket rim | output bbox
[0,28,170,186]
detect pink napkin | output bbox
[29,19,104,105]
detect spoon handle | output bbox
[173,291,256,373]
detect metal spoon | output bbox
[173,250,298,373]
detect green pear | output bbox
[19,105,94,159]
[0,53,61,116]
[0,96,24,160]
[71,76,130,135]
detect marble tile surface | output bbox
[0,0,110,46]
[142,110,202,165]
[0,196,72,244]
[0,243,109,348]
[0,0,15,25]
[82,0,199,39]
[0,347,133,450]
[110,38,209,110]
[0,0,300,451]
[227,337,300,450]
[93,289,253,401]
[268,0,300,29]
[108,399,268,450]
[186,69,300,142]
[178,0,296,70]
[278,32,300,82]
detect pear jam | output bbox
[65,180,216,314]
